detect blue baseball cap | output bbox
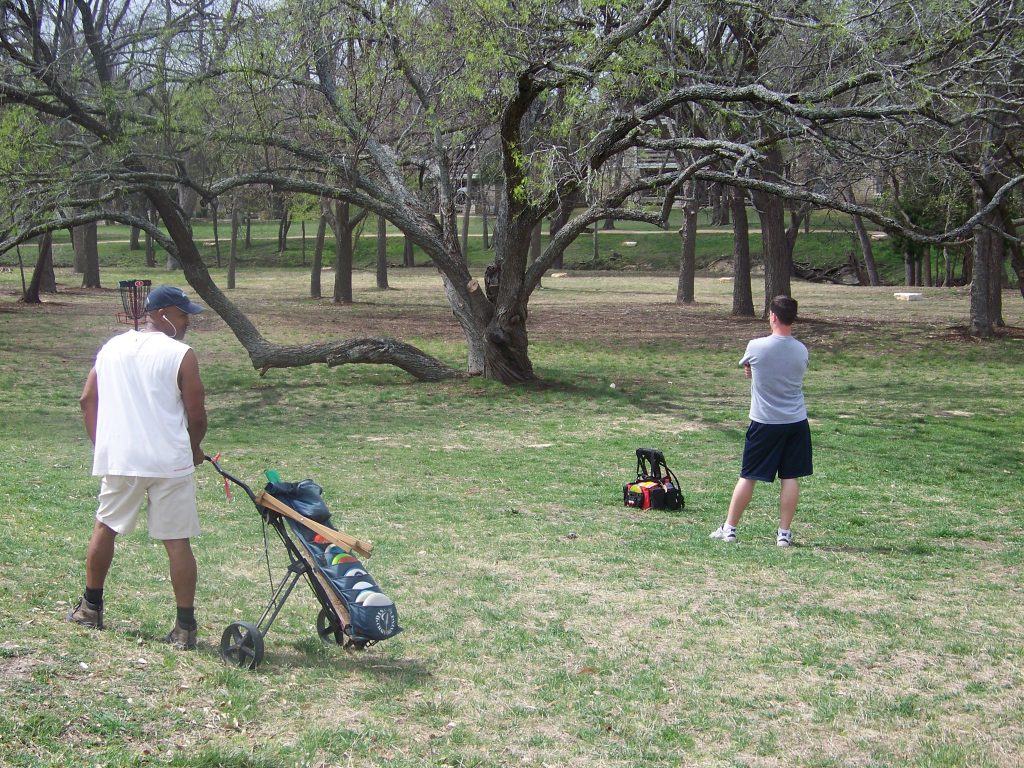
[145,285,204,314]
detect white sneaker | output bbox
[776,530,793,547]
[710,525,737,543]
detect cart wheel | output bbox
[220,621,264,669]
[316,607,344,645]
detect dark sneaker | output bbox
[164,622,198,650]
[67,597,104,629]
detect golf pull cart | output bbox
[206,456,401,670]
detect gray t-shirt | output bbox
[740,334,808,424]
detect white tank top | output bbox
[92,330,195,478]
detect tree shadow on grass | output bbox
[257,645,432,680]
[811,542,945,557]
[522,376,734,421]
[134,627,432,679]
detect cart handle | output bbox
[205,454,259,503]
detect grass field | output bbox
[0,267,1021,767]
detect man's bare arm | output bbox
[80,368,99,445]
[178,350,208,465]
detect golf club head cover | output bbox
[265,479,332,523]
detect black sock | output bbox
[176,607,197,630]
[84,587,104,608]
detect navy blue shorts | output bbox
[741,420,813,482]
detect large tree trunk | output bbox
[481,184,490,251]
[988,223,1005,328]
[969,176,1006,336]
[482,185,537,383]
[228,205,240,290]
[710,183,730,226]
[311,214,327,298]
[376,215,389,290]
[75,222,101,288]
[460,186,471,260]
[278,206,291,253]
[962,244,974,285]
[23,233,56,303]
[143,201,157,267]
[40,234,56,293]
[675,190,697,304]
[730,187,755,317]
[970,216,997,337]
[751,149,791,315]
[970,94,1009,335]
[167,184,187,267]
[211,199,222,267]
[71,226,86,273]
[333,201,354,305]
[177,183,199,220]
[129,194,145,251]
[549,203,572,270]
[786,203,810,255]
[529,222,542,274]
[845,188,880,286]
[852,215,880,286]
[403,235,415,267]
[598,154,622,230]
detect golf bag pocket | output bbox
[662,485,684,510]
[347,601,402,641]
[342,585,381,605]
[321,549,360,569]
[624,480,665,510]
[335,572,379,597]
[265,480,332,522]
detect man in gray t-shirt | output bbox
[710,295,812,547]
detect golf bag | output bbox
[623,448,684,511]
[266,479,402,643]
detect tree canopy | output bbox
[1,0,1022,381]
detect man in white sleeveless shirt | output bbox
[68,285,208,649]
[710,295,812,547]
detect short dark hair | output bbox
[770,295,798,325]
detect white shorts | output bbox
[95,474,201,540]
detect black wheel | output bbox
[220,621,264,669]
[316,607,345,645]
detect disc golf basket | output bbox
[117,279,151,330]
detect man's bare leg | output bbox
[779,478,799,531]
[727,477,757,527]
